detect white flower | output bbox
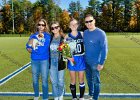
[32,39,39,50]
[68,41,76,53]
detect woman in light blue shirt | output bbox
[50,21,66,100]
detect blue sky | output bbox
[57,0,89,10]
[0,0,90,10]
[32,0,89,9]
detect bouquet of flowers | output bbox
[57,37,76,66]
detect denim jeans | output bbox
[85,62,100,100]
[50,58,65,98]
[31,60,49,100]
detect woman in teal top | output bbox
[50,21,66,100]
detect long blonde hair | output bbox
[51,21,66,38]
[36,19,50,33]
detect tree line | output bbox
[0,0,140,34]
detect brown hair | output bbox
[69,18,78,25]
[85,14,95,19]
[36,19,50,33]
[51,21,66,38]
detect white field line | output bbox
[0,92,140,98]
[0,62,140,98]
[0,62,31,86]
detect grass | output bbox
[0,34,140,99]
[0,34,30,37]
[0,37,30,79]
[101,35,140,93]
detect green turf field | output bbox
[0,34,140,100]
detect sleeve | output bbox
[26,35,33,50]
[25,34,36,53]
[99,31,108,65]
[26,42,32,50]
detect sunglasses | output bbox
[38,24,46,26]
[85,20,93,24]
[51,26,59,30]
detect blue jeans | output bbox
[50,58,65,98]
[85,62,100,100]
[31,60,49,100]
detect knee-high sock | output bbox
[70,84,77,98]
[79,82,85,98]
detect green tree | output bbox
[134,0,140,31]
[68,1,83,20]
[9,0,32,34]
[101,0,124,31]
[76,1,83,15]
[23,0,33,33]
[68,1,77,15]
[123,0,133,31]
[2,0,7,4]
[88,0,101,18]
[99,3,113,31]
[88,0,97,16]
[43,0,62,24]
[45,0,56,22]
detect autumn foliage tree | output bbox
[133,0,140,31]
[2,4,12,34]
[1,0,140,34]
[60,10,70,32]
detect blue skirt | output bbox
[67,55,86,71]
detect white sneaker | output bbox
[84,95,92,100]
[54,97,59,100]
[58,95,63,100]
[34,97,39,100]
[72,98,77,100]
[79,98,84,100]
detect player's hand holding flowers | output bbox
[57,37,76,66]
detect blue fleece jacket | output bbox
[26,32,51,60]
[83,28,108,65]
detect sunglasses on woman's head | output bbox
[51,26,59,30]
[38,24,46,26]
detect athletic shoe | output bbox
[34,97,39,100]
[72,98,77,100]
[84,95,92,100]
[59,96,63,100]
[54,97,59,100]
[79,98,84,100]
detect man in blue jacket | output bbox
[83,14,108,100]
